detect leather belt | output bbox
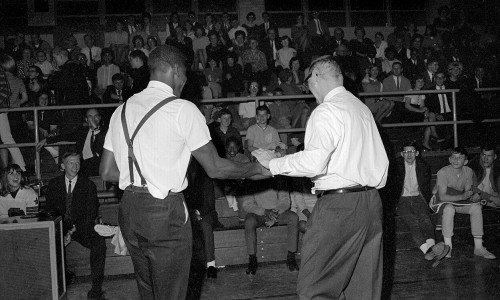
[125,185,182,197]
[319,185,375,196]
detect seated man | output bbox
[395,140,449,266]
[45,152,107,300]
[469,143,500,207]
[246,105,286,155]
[241,175,299,274]
[437,147,496,259]
[38,108,107,176]
[382,61,411,122]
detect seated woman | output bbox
[238,80,260,130]
[25,65,47,106]
[26,91,60,164]
[361,64,394,123]
[222,53,244,97]
[0,164,38,218]
[203,58,223,99]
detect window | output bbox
[199,0,237,12]
[351,0,385,11]
[308,0,344,11]
[58,1,99,15]
[265,0,302,11]
[106,0,145,14]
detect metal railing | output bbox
[1,88,499,182]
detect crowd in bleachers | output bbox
[1,5,500,296]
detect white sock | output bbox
[207,260,216,268]
[444,237,452,249]
[473,236,483,249]
[426,239,436,248]
[419,243,429,254]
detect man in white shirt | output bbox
[99,45,264,300]
[81,34,102,70]
[260,56,389,299]
[228,18,247,42]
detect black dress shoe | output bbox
[207,266,218,278]
[286,252,299,272]
[246,255,258,275]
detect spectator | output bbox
[330,27,348,50]
[130,21,148,49]
[269,87,292,143]
[381,46,401,75]
[125,15,137,35]
[25,65,47,105]
[63,35,81,61]
[358,45,381,78]
[45,152,107,300]
[0,164,38,218]
[146,36,158,53]
[213,20,230,47]
[349,26,374,59]
[403,76,429,123]
[394,140,450,266]
[242,174,299,275]
[221,52,244,97]
[241,37,268,84]
[16,47,35,79]
[259,11,279,42]
[184,22,196,40]
[6,33,30,61]
[242,12,261,42]
[276,36,296,70]
[203,58,223,99]
[374,32,388,59]
[238,80,260,129]
[228,18,247,43]
[404,22,419,48]
[290,57,305,89]
[423,58,439,89]
[291,13,308,53]
[204,13,214,33]
[406,35,424,60]
[81,34,102,70]
[103,73,132,104]
[433,6,452,37]
[170,27,194,69]
[333,44,359,79]
[221,12,232,34]
[224,136,250,221]
[34,50,54,79]
[422,24,443,51]
[206,32,227,68]
[95,48,120,98]
[261,28,282,71]
[231,30,247,58]
[37,108,107,177]
[109,19,130,66]
[246,105,284,153]
[165,12,180,41]
[393,37,408,62]
[278,69,302,95]
[188,11,202,28]
[403,48,426,82]
[128,49,149,95]
[142,12,160,42]
[468,143,500,207]
[307,10,330,43]
[30,33,52,58]
[2,54,28,141]
[436,147,495,259]
[26,91,60,164]
[130,35,150,57]
[361,64,394,123]
[382,61,411,122]
[209,108,241,158]
[192,25,210,70]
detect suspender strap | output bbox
[121,96,177,186]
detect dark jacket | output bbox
[395,156,432,202]
[45,175,99,240]
[425,85,453,116]
[47,126,107,159]
[50,60,89,105]
[468,156,500,201]
[103,85,132,104]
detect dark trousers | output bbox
[119,190,192,300]
[73,235,106,293]
[397,195,435,247]
[244,210,299,255]
[199,214,215,263]
[297,189,383,300]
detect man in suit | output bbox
[329,27,348,52]
[403,48,426,82]
[308,10,330,43]
[393,37,408,63]
[358,46,382,78]
[425,71,453,122]
[45,152,106,300]
[423,59,439,89]
[382,62,412,122]
[38,108,107,176]
[188,11,202,29]
[259,12,279,42]
[103,73,132,104]
[395,140,450,266]
[260,28,282,71]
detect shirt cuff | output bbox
[269,158,281,176]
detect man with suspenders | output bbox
[100,45,264,299]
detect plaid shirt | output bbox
[0,69,11,108]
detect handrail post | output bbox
[33,108,41,182]
[452,91,458,147]
[255,97,260,111]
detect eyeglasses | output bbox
[304,72,312,86]
[402,150,417,154]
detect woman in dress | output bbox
[110,20,129,66]
[291,14,308,53]
[242,12,261,41]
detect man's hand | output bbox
[471,193,482,203]
[464,190,474,199]
[302,209,311,219]
[436,114,444,121]
[247,163,272,180]
[36,139,47,152]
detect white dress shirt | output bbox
[104,81,211,199]
[437,85,451,113]
[81,46,102,66]
[269,86,389,193]
[402,162,420,196]
[65,175,78,193]
[82,128,100,160]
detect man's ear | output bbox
[60,163,66,171]
[416,151,420,157]
[464,159,469,166]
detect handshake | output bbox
[251,147,283,170]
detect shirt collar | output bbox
[65,175,78,185]
[147,80,174,94]
[323,86,347,103]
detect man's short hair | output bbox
[225,136,242,150]
[481,142,497,153]
[426,58,439,66]
[148,45,186,73]
[401,139,420,152]
[0,54,16,73]
[101,47,114,58]
[62,152,81,162]
[235,30,246,39]
[451,147,469,160]
[278,69,292,82]
[112,73,125,82]
[84,34,94,41]
[219,108,232,118]
[52,46,68,58]
[256,105,270,115]
[392,61,403,68]
[308,55,343,82]
[129,49,148,63]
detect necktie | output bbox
[413,59,416,65]
[265,23,269,31]
[272,41,276,60]
[396,76,400,89]
[65,180,73,221]
[430,73,433,83]
[316,19,323,35]
[117,89,122,100]
[438,86,451,113]
[89,47,93,65]
[91,130,95,146]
